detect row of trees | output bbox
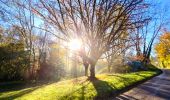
[0,0,167,80]
[0,26,29,80]
[0,25,68,81]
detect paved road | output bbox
[114,69,170,100]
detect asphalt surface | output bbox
[114,69,170,100]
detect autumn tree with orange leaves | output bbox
[155,32,170,68]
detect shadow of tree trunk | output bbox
[89,77,116,100]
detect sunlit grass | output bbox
[0,71,160,100]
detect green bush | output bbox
[0,43,29,81]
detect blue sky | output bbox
[149,0,170,56]
[160,0,170,8]
[158,0,170,28]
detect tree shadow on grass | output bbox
[107,74,149,99]
[108,74,136,87]
[81,85,85,100]
[0,86,41,100]
[59,79,90,100]
[89,77,117,100]
[60,77,116,100]
[0,81,30,92]
[60,74,149,100]
[0,81,56,92]
[0,81,55,100]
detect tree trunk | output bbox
[108,62,111,73]
[108,66,111,73]
[72,54,77,78]
[84,63,89,76]
[90,63,95,78]
[162,61,165,68]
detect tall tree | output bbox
[32,0,149,78]
[132,13,164,64]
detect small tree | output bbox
[155,32,170,68]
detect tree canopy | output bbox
[155,32,170,68]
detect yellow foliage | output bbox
[155,32,170,67]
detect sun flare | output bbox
[69,39,82,51]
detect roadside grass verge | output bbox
[0,70,161,100]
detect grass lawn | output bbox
[0,70,161,100]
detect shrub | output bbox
[0,43,29,81]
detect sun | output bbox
[69,39,82,51]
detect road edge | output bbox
[111,69,163,99]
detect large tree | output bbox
[31,0,149,78]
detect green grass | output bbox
[0,71,160,100]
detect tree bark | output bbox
[108,66,111,73]
[90,63,96,78]
[162,61,165,68]
[108,61,111,73]
[84,63,89,76]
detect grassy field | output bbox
[0,71,161,100]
